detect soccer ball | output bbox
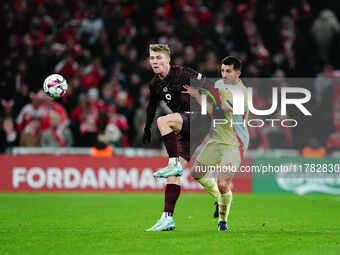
[43,74,68,99]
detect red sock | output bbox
[162,132,178,158]
[163,184,181,215]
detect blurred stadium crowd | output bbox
[1,0,340,153]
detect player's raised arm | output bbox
[182,85,214,116]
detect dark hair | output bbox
[221,56,242,71]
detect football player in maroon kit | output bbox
[144,44,208,231]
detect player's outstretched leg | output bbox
[147,158,186,231]
[217,177,233,231]
[191,160,221,217]
[192,140,224,218]
[153,113,184,178]
[146,180,179,231]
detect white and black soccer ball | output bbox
[43,74,68,99]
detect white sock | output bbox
[161,212,173,220]
[218,191,232,222]
[197,175,220,200]
[169,157,181,167]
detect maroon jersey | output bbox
[145,65,202,129]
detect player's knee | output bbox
[218,184,227,194]
[217,179,231,194]
[157,116,167,128]
[169,115,183,132]
[167,113,181,124]
[158,114,181,132]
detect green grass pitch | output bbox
[1,193,339,255]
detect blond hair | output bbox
[149,44,170,56]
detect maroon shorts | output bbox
[177,112,210,162]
